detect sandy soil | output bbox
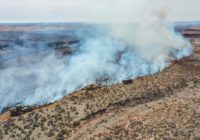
[0,25,200,140]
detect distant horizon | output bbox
[0,20,200,24]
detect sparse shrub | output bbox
[47,129,54,137]
[73,121,80,127]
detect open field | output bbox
[0,23,80,32]
[0,23,200,140]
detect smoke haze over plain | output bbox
[0,0,194,111]
[0,0,199,23]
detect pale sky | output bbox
[0,0,199,23]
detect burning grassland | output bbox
[0,0,199,139]
[0,20,192,112]
[0,34,199,139]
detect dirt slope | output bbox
[0,32,200,140]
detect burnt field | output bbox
[0,23,200,139]
[0,24,80,66]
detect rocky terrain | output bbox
[0,24,200,140]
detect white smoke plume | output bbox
[0,0,193,111]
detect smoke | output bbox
[0,0,193,111]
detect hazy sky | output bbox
[0,0,199,23]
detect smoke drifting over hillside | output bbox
[0,0,193,111]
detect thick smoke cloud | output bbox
[0,0,193,111]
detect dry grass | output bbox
[0,31,200,140]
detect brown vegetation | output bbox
[0,25,200,139]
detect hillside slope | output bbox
[0,30,200,140]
